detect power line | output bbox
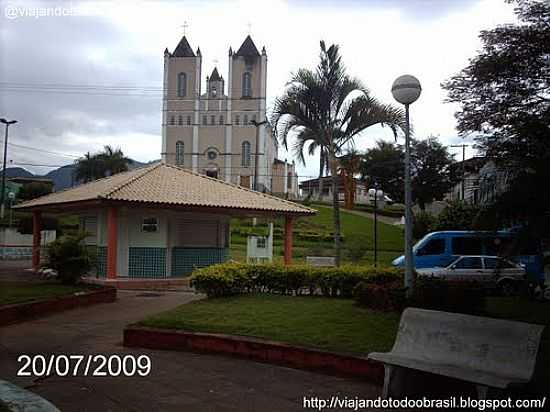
[0,140,80,159]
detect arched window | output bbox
[202,115,207,125]
[170,116,175,126]
[211,115,216,125]
[287,172,293,189]
[187,115,192,125]
[235,115,240,125]
[243,114,248,125]
[177,73,187,97]
[242,72,252,97]
[219,115,224,125]
[242,141,251,167]
[175,141,184,166]
[178,115,183,126]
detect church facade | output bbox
[161,34,298,198]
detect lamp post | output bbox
[251,118,267,191]
[373,182,379,268]
[8,192,15,227]
[0,118,17,220]
[391,75,421,297]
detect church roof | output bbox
[172,36,196,57]
[235,35,260,57]
[209,67,222,81]
[14,163,315,216]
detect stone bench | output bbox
[368,308,545,399]
[306,256,336,267]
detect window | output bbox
[287,172,292,189]
[484,258,515,270]
[243,114,248,125]
[454,257,482,269]
[206,170,218,179]
[211,115,216,125]
[417,238,446,256]
[242,72,252,97]
[187,115,192,125]
[219,115,224,125]
[177,72,187,97]
[251,114,257,124]
[235,115,240,125]
[207,150,217,160]
[175,141,184,166]
[202,115,207,125]
[240,175,251,188]
[142,217,159,233]
[242,141,251,167]
[256,237,266,249]
[452,237,482,255]
[170,116,175,126]
[178,115,183,126]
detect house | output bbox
[14,163,315,288]
[299,176,369,204]
[161,34,294,194]
[447,157,512,206]
[271,159,298,199]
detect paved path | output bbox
[0,289,383,411]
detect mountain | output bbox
[4,159,157,191]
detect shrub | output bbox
[409,278,485,315]
[190,263,403,298]
[353,281,406,311]
[353,277,485,314]
[47,233,90,284]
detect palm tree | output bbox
[74,146,132,183]
[74,152,102,183]
[98,145,132,176]
[271,41,405,265]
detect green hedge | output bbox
[190,263,403,298]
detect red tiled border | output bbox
[123,326,384,383]
[0,287,117,326]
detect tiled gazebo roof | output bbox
[14,163,315,216]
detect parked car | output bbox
[392,230,545,282]
[416,255,526,295]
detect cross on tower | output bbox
[181,21,189,36]
[247,22,252,35]
[213,58,219,66]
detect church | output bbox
[161,34,298,198]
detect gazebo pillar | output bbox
[284,216,294,265]
[32,211,41,272]
[106,206,118,279]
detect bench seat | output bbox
[369,352,522,389]
[368,308,545,398]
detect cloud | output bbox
[0,0,515,180]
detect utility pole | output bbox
[0,118,18,220]
[251,119,267,191]
[451,144,469,201]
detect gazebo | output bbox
[14,163,315,287]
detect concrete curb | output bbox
[0,287,117,327]
[124,326,384,383]
[0,380,60,412]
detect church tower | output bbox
[161,34,275,191]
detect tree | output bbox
[410,136,454,210]
[17,182,53,201]
[74,146,132,183]
[361,141,404,203]
[271,41,405,265]
[442,0,550,236]
[337,149,363,209]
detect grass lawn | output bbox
[138,294,401,354]
[137,294,550,358]
[0,282,92,306]
[230,205,403,266]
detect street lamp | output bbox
[251,118,267,191]
[0,118,17,220]
[391,75,421,296]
